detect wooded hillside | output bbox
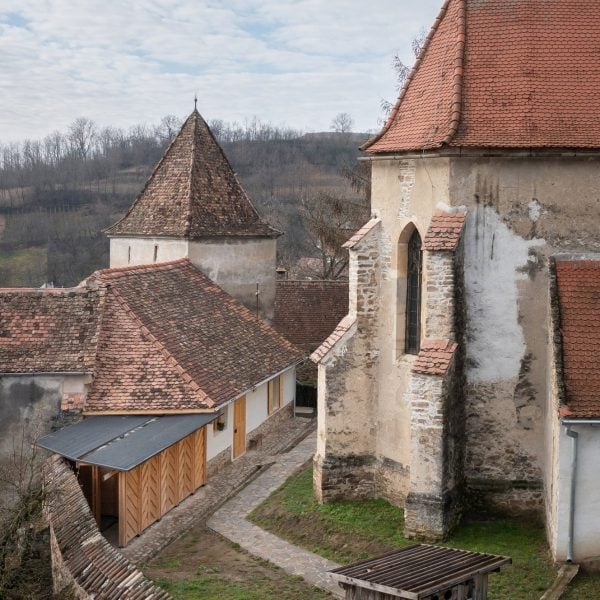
[0,116,370,287]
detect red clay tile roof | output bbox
[311,315,357,364]
[274,280,349,351]
[422,210,467,251]
[342,218,380,249]
[106,110,278,239]
[0,287,102,373]
[412,339,458,376]
[555,260,600,418]
[85,259,304,412]
[44,456,171,599]
[364,0,600,153]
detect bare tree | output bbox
[155,114,182,144]
[330,112,354,134]
[68,117,97,160]
[381,29,428,118]
[300,191,369,280]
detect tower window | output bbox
[405,228,422,354]
[153,244,158,263]
[127,246,131,264]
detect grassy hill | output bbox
[0,123,369,287]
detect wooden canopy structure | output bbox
[38,413,217,546]
[329,545,511,600]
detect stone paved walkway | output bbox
[121,415,316,564]
[208,431,343,598]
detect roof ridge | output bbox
[361,0,456,152]
[442,0,466,145]
[109,287,215,408]
[184,112,198,237]
[105,114,193,236]
[89,258,191,281]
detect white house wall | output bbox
[206,366,296,461]
[554,424,600,562]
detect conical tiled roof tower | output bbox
[106,108,280,321]
[106,109,279,238]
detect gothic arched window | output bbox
[405,228,422,354]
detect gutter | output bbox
[561,419,600,562]
[0,372,93,377]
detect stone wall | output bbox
[314,223,381,503]
[0,374,89,506]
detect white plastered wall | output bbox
[206,366,296,460]
[554,424,600,562]
[109,237,189,268]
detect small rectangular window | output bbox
[268,376,282,415]
[153,244,158,262]
[213,411,227,433]
[127,246,131,264]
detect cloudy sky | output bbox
[0,1,441,141]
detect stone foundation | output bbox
[404,490,462,540]
[467,478,544,516]
[314,453,376,503]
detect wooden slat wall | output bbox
[192,427,207,488]
[119,426,208,546]
[160,444,178,515]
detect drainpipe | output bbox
[564,424,579,563]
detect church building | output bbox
[312,0,600,564]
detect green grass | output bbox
[0,245,46,286]
[564,571,600,598]
[154,566,331,600]
[249,465,557,600]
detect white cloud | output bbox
[0,0,441,141]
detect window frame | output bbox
[267,375,282,415]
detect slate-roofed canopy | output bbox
[106,109,279,239]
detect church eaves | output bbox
[106,109,279,239]
[363,0,600,153]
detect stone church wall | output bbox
[450,155,600,512]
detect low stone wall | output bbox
[44,456,170,600]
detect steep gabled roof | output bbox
[0,287,102,373]
[555,259,600,418]
[364,0,600,153]
[85,259,304,412]
[106,110,279,239]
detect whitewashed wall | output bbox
[109,237,189,268]
[554,424,600,562]
[206,366,296,460]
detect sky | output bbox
[0,1,441,141]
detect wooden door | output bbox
[160,444,178,515]
[177,435,194,502]
[140,457,160,530]
[233,396,246,459]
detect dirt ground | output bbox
[144,526,332,599]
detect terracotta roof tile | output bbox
[412,339,458,376]
[555,260,600,418]
[422,210,467,251]
[85,259,304,412]
[342,218,380,249]
[0,287,102,373]
[44,456,170,599]
[274,280,348,351]
[364,0,600,153]
[106,110,278,239]
[311,315,357,364]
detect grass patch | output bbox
[564,570,600,598]
[249,464,556,600]
[0,245,46,287]
[154,564,331,600]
